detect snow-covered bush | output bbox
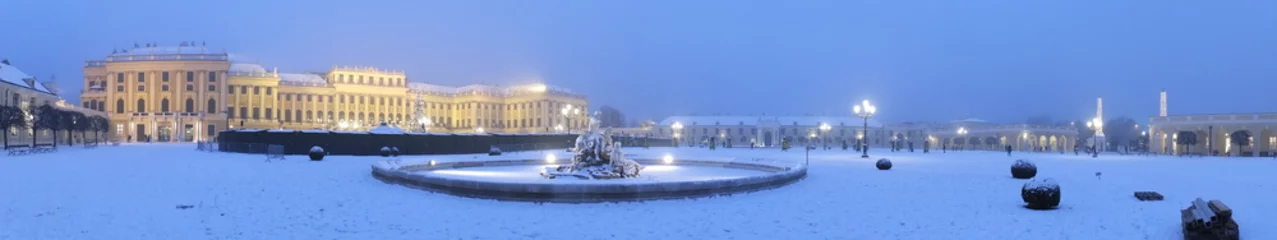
[309,146,325,161]
[876,158,892,170]
[489,145,501,156]
[1021,178,1060,209]
[1011,159,1037,179]
[391,147,400,157]
[380,146,391,157]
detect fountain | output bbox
[541,112,643,179]
[369,112,808,202]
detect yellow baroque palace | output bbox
[81,44,588,142]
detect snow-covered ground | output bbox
[2,144,1275,239]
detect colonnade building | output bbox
[642,115,1078,151]
[1148,90,1277,157]
[80,44,588,142]
[912,119,1079,152]
[653,116,886,148]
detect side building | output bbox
[82,44,589,142]
[3,59,106,144]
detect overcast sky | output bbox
[2,0,1274,124]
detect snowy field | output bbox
[2,144,1275,239]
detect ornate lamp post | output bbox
[561,104,572,134]
[852,100,876,158]
[1086,117,1102,158]
[819,123,831,150]
[671,122,683,148]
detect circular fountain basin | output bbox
[371,157,806,203]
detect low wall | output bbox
[371,158,806,203]
[216,130,675,156]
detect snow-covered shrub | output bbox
[380,146,391,157]
[489,145,501,156]
[1011,159,1037,179]
[876,158,892,170]
[1021,178,1060,209]
[391,147,400,157]
[309,146,325,161]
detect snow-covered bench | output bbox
[33,143,56,153]
[6,145,30,156]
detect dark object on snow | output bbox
[489,145,502,156]
[380,146,391,157]
[175,205,195,210]
[1134,191,1163,201]
[1181,198,1238,240]
[1011,159,1037,179]
[309,146,325,161]
[876,158,892,170]
[391,147,400,157]
[1021,178,1060,210]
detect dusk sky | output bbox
[2,0,1274,124]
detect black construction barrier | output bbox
[216,130,671,156]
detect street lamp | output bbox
[956,127,968,151]
[1086,117,1102,157]
[561,104,572,133]
[819,123,831,150]
[671,122,684,148]
[852,99,876,158]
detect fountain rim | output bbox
[371,157,807,203]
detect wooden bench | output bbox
[265,144,285,162]
[6,145,31,156]
[1181,198,1238,240]
[83,141,99,149]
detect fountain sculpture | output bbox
[541,112,644,179]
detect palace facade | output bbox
[81,44,588,142]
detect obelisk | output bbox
[1159,89,1168,117]
[1095,97,1104,137]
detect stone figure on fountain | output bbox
[542,112,644,179]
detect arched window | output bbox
[136,99,146,112]
[116,99,125,114]
[339,112,345,120]
[306,111,313,121]
[206,99,216,114]
[185,98,194,113]
[160,99,170,112]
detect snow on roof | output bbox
[0,61,52,94]
[33,81,52,94]
[657,115,883,128]
[457,84,502,94]
[950,118,989,123]
[407,82,458,93]
[113,46,213,56]
[278,73,326,83]
[0,62,33,88]
[230,63,267,73]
